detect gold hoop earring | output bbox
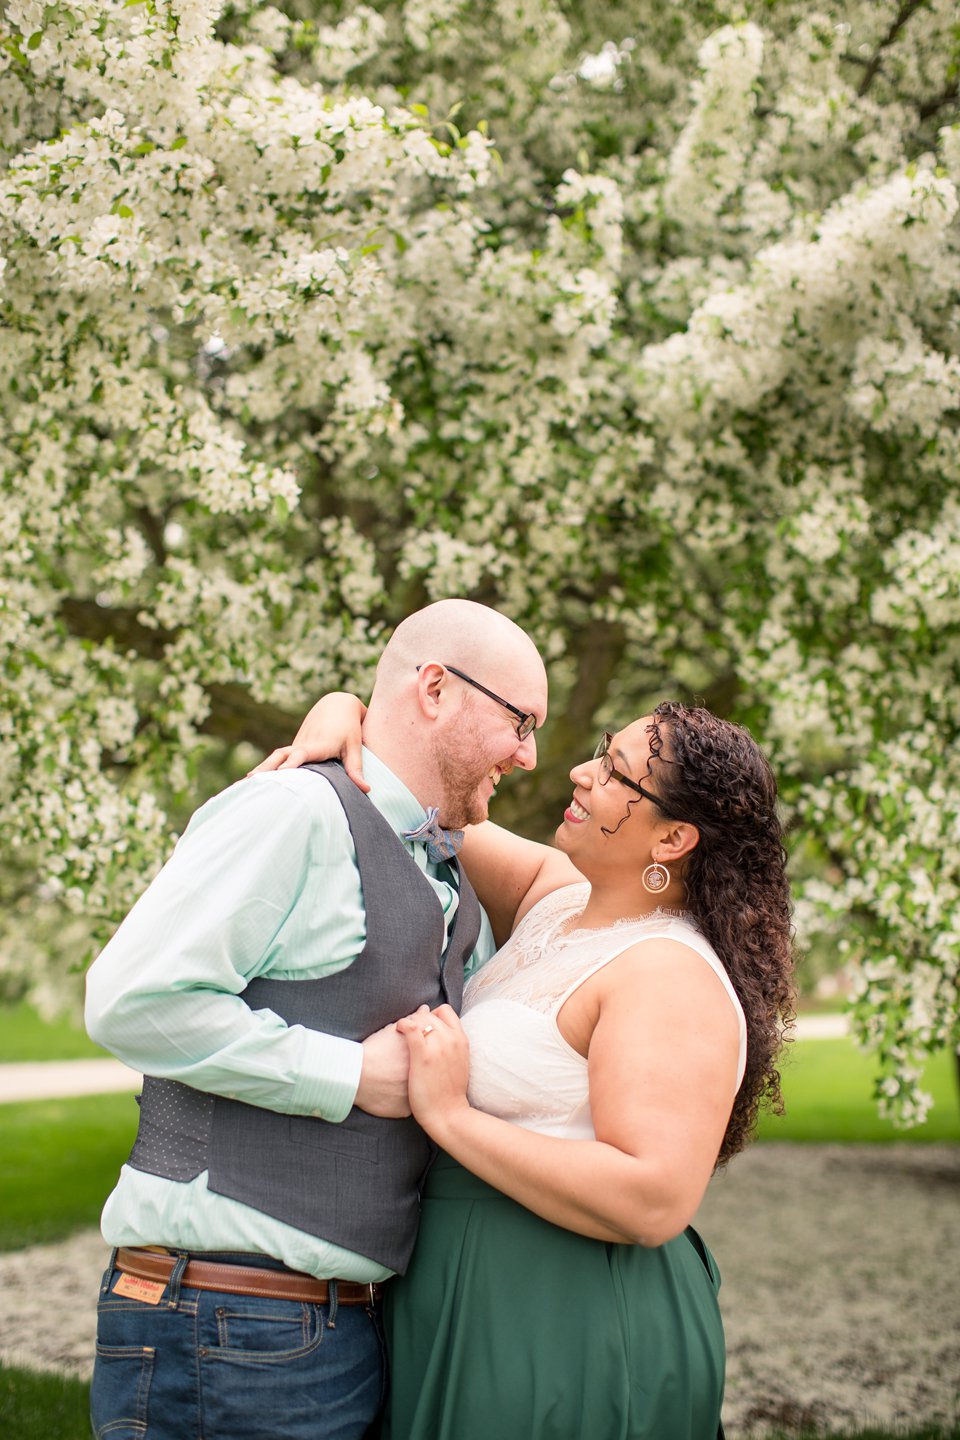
[641,861,669,894]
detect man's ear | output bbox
[415,662,447,721]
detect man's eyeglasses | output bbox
[594,732,662,806]
[418,664,538,741]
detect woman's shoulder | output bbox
[605,913,728,981]
[597,917,748,1088]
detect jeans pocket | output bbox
[199,1302,382,1440]
[91,1344,156,1439]
[204,1297,324,1362]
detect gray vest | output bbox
[126,762,482,1273]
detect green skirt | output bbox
[381,1154,725,1440]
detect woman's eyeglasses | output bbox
[594,732,662,806]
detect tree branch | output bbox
[59,598,299,750]
[856,0,928,97]
[917,76,960,122]
[60,597,171,660]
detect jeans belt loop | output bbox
[167,1252,189,1309]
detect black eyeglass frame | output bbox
[417,663,538,741]
[594,732,663,806]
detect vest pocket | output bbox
[286,1115,380,1161]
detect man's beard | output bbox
[433,722,494,830]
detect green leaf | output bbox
[273,494,289,523]
[170,136,188,150]
[27,31,43,49]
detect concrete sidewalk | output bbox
[0,1014,850,1104]
[0,1057,142,1103]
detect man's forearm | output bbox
[86,977,363,1122]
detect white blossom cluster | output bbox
[2,0,959,1121]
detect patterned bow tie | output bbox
[402,807,465,863]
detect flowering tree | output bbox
[2,0,958,1122]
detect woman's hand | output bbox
[397,1004,472,1139]
[248,691,369,791]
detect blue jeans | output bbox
[90,1251,386,1440]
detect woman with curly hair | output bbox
[261,697,795,1440]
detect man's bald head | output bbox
[374,600,543,695]
[363,599,547,826]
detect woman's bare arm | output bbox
[400,943,741,1244]
[458,822,582,945]
[248,693,370,792]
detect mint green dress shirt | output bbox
[85,750,495,1281]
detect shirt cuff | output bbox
[289,1031,364,1123]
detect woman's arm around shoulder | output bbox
[458,821,582,947]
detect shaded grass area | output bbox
[758,1038,960,1143]
[0,1366,91,1440]
[1,1093,137,1251]
[0,1003,105,1062]
[0,1365,955,1440]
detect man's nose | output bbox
[513,731,538,770]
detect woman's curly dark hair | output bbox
[646,701,796,1164]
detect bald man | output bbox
[85,600,548,1440]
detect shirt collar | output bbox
[361,746,435,838]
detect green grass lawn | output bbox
[0,1003,105,1062]
[0,1366,92,1440]
[0,1092,138,1251]
[758,1037,960,1143]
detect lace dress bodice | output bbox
[461,882,747,1140]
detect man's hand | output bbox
[355,1021,412,1117]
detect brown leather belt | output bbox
[116,1247,384,1306]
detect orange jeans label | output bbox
[113,1273,166,1305]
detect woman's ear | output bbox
[656,820,699,866]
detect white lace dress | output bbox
[382,882,737,1440]
[462,881,747,1137]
